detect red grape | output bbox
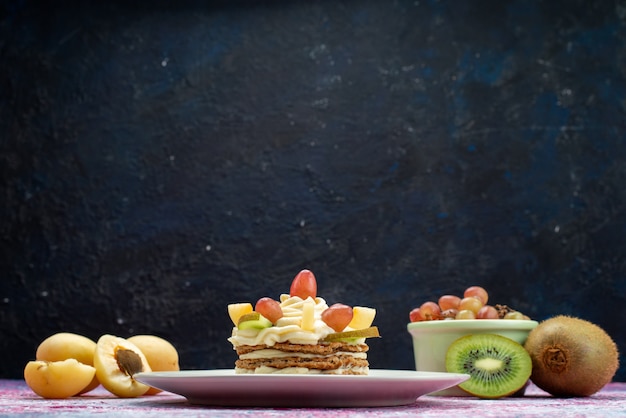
[322,303,353,332]
[409,307,423,322]
[476,305,498,319]
[464,286,489,305]
[255,297,283,324]
[419,301,441,321]
[409,285,530,322]
[290,269,317,299]
[438,295,461,311]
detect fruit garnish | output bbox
[322,326,380,342]
[237,312,260,323]
[289,269,317,299]
[347,306,376,329]
[300,299,315,331]
[445,333,532,399]
[255,297,283,324]
[524,315,619,397]
[237,312,273,330]
[321,303,353,332]
[228,303,253,326]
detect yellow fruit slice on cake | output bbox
[301,299,316,331]
[228,303,253,326]
[348,306,377,329]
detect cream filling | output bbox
[228,295,337,347]
[239,348,368,360]
[235,366,370,374]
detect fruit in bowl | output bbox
[409,285,531,322]
[407,286,538,397]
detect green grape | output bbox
[455,309,476,320]
[459,296,484,314]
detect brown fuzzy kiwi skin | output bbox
[524,315,619,397]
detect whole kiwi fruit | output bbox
[524,315,619,397]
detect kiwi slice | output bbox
[322,326,380,342]
[237,312,273,330]
[445,333,532,399]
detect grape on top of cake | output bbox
[227,269,380,375]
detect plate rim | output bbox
[135,368,469,380]
[134,368,470,407]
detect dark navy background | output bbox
[1,0,625,381]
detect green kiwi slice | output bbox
[321,326,380,342]
[445,333,532,399]
[237,312,273,330]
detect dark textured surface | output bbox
[1,0,625,382]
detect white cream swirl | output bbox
[228,294,336,347]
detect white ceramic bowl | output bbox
[407,319,538,396]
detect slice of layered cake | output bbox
[227,269,380,375]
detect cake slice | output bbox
[227,269,379,375]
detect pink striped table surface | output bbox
[1,379,625,417]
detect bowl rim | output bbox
[407,319,538,331]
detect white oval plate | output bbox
[134,369,469,407]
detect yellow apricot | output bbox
[127,335,179,395]
[36,332,99,393]
[24,359,96,399]
[94,334,152,398]
[36,332,96,365]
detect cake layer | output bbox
[235,352,368,373]
[234,365,369,375]
[234,340,369,375]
